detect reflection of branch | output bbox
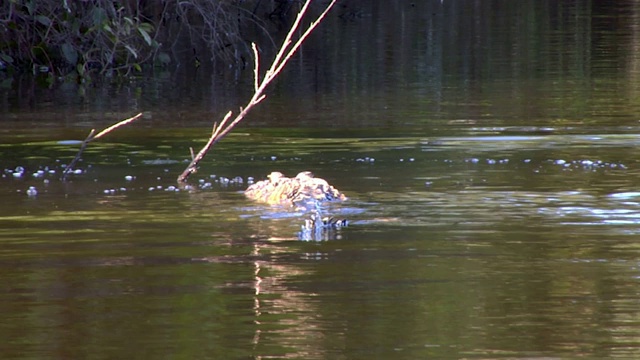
[62,112,143,180]
[177,0,338,183]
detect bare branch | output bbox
[252,43,260,92]
[94,112,144,139]
[177,0,338,183]
[265,0,314,79]
[273,1,337,76]
[212,111,233,139]
[62,112,143,180]
[177,111,233,182]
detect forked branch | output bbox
[177,0,338,183]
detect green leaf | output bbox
[61,42,77,65]
[158,52,171,65]
[133,63,142,72]
[138,22,154,32]
[91,7,107,27]
[35,15,51,27]
[137,27,153,46]
[24,0,35,16]
[0,53,14,64]
[124,45,138,59]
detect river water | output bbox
[3,1,640,359]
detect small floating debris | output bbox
[356,157,375,163]
[125,175,134,181]
[198,176,246,187]
[548,158,627,171]
[12,166,25,178]
[26,186,37,197]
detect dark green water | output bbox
[3,1,640,359]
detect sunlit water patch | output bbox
[3,130,640,244]
[2,127,640,356]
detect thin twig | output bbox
[177,111,233,182]
[252,43,260,92]
[264,0,313,79]
[272,3,336,76]
[94,113,143,139]
[62,113,143,180]
[63,129,96,180]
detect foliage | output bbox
[0,0,159,79]
[0,0,302,81]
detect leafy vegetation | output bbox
[0,0,299,82]
[1,0,157,81]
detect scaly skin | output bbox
[245,171,347,207]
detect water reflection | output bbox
[3,128,640,358]
[3,1,640,133]
[4,0,640,358]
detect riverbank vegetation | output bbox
[0,0,318,83]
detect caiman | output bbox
[245,171,349,238]
[244,171,347,208]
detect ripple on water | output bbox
[608,192,640,200]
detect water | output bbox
[3,1,640,358]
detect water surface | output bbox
[3,1,640,359]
